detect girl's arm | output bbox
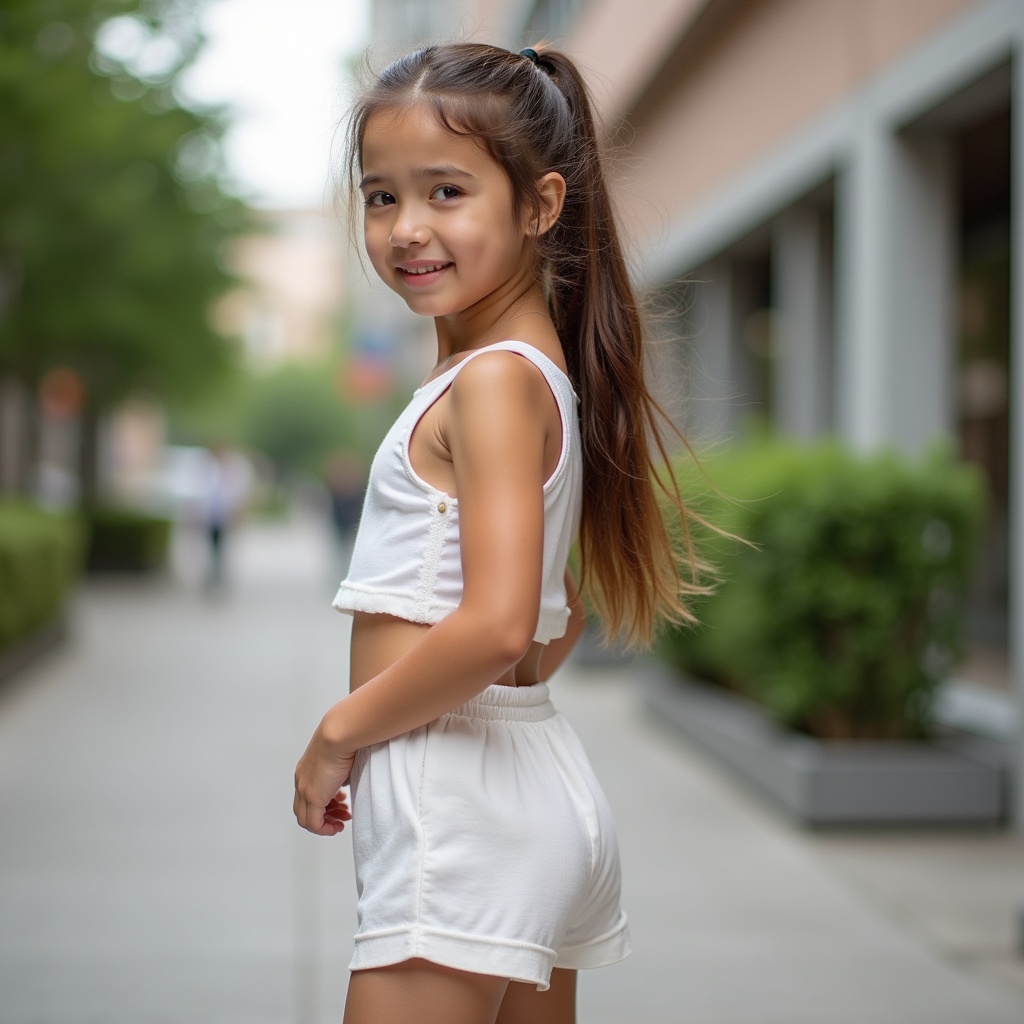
[295,353,552,834]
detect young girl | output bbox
[293,42,701,1024]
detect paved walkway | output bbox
[1,516,1023,1023]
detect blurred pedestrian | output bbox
[196,442,250,589]
[325,451,366,576]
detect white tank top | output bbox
[332,340,582,643]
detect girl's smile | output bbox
[394,259,454,287]
[359,104,532,321]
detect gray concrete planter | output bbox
[644,664,1006,827]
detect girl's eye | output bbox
[431,184,462,201]
[364,191,394,208]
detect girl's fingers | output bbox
[293,748,352,834]
[300,804,324,834]
[313,814,342,835]
[295,789,350,835]
[325,793,352,817]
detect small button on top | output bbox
[437,502,447,514]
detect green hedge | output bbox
[85,507,173,573]
[657,439,984,740]
[0,502,84,655]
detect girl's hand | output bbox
[293,721,355,837]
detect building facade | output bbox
[368,0,1024,826]
[214,208,350,371]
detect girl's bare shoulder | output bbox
[450,347,555,400]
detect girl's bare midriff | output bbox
[349,611,544,692]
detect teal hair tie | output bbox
[519,47,540,65]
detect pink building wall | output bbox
[570,0,983,238]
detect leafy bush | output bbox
[85,506,172,573]
[0,502,84,654]
[657,439,984,740]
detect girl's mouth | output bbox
[397,262,453,286]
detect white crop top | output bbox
[332,340,582,643]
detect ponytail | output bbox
[348,43,712,649]
[535,49,710,647]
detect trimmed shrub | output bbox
[0,502,84,654]
[85,506,172,573]
[657,439,984,740]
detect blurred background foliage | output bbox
[0,500,83,654]
[0,0,251,502]
[170,360,379,479]
[658,438,985,740]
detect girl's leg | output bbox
[343,959,509,1024]
[495,968,577,1024]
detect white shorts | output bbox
[347,681,631,990]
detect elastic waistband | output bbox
[449,682,556,722]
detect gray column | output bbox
[771,205,832,439]
[687,258,741,447]
[835,120,895,449]
[836,119,958,454]
[889,133,958,452]
[1009,43,1024,835]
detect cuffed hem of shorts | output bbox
[553,911,633,971]
[349,925,558,991]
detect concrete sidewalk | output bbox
[1,516,1023,1023]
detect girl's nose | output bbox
[388,206,429,247]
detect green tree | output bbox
[170,358,396,481]
[0,0,249,501]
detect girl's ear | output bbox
[532,172,567,236]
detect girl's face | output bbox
[359,103,532,320]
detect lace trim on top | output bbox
[414,496,456,621]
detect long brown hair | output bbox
[347,42,710,648]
